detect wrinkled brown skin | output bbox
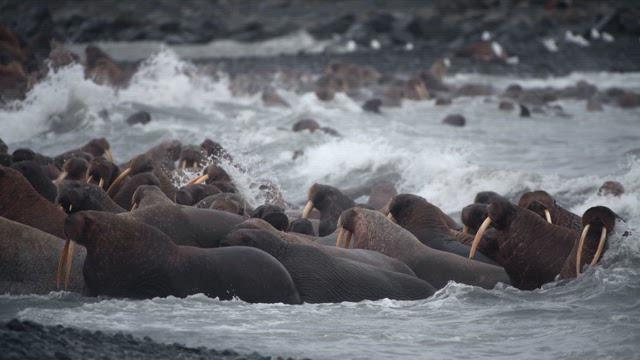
[222,229,435,303]
[389,194,497,265]
[113,172,161,210]
[0,217,85,294]
[486,199,579,289]
[518,190,582,233]
[65,211,301,304]
[0,166,67,238]
[236,218,416,276]
[338,208,511,289]
[559,206,618,279]
[144,139,182,170]
[131,185,174,209]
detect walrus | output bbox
[251,204,289,231]
[86,157,120,191]
[11,160,57,203]
[54,137,113,169]
[0,217,85,294]
[469,197,579,290]
[559,206,620,279]
[222,228,435,303]
[144,139,182,170]
[336,207,511,289]
[108,154,175,209]
[59,157,89,180]
[60,211,301,304]
[58,182,244,248]
[236,218,415,276]
[301,183,356,236]
[175,183,221,206]
[0,166,66,238]
[518,190,582,232]
[386,194,497,265]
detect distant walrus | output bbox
[60,211,301,303]
[336,207,511,289]
[0,217,85,294]
[301,183,356,236]
[54,138,113,168]
[0,165,66,238]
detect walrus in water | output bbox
[236,218,415,276]
[469,197,579,290]
[60,211,301,304]
[518,190,582,232]
[386,194,497,265]
[335,207,511,289]
[222,228,435,303]
[301,183,356,236]
[559,206,620,279]
[0,166,66,238]
[0,217,85,294]
[58,183,244,248]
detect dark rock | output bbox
[292,119,320,132]
[455,83,494,97]
[435,97,452,105]
[320,127,341,136]
[519,104,531,117]
[504,84,523,98]
[310,14,355,39]
[292,150,304,160]
[586,98,604,111]
[366,13,396,34]
[0,137,7,154]
[442,114,466,127]
[598,181,624,197]
[499,100,514,111]
[362,98,382,113]
[618,91,639,108]
[126,111,151,126]
[315,88,335,101]
[262,86,289,107]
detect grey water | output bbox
[1,46,639,359]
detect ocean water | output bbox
[1,48,639,359]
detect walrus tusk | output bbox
[336,227,353,248]
[188,174,209,185]
[469,217,492,259]
[575,224,590,275]
[462,225,469,235]
[63,241,75,290]
[544,209,552,224]
[98,177,105,189]
[336,227,346,247]
[56,239,71,289]
[106,167,131,196]
[131,202,139,211]
[54,171,68,185]
[179,160,187,170]
[105,149,115,162]
[386,213,396,223]
[590,227,608,267]
[301,200,314,219]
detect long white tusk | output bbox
[387,213,396,223]
[589,227,608,267]
[469,217,492,259]
[54,172,68,185]
[301,200,314,219]
[105,149,115,162]
[343,231,353,248]
[98,177,105,189]
[64,241,75,290]
[56,239,70,290]
[575,224,590,276]
[131,202,139,211]
[544,209,552,224]
[336,227,346,247]
[179,160,187,170]
[106,167,131,196]
[188,174,209,186]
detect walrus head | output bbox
[106,154,153,196]
[131,185,172,210]
[188,164,232,186]
[86,157,120,190]
[221,228,287,257]
[474,191,503,205]
[82,138,113,162]
[575,206,619,275]
[251,204,289,231]
[178,146,204,170]
[56,157,89,183]
[518,190,555,224]
[386,194,451,233]
[468,198,518,259]
[57,181,122,214]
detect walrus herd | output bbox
[0,136,627,303]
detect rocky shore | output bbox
[0,320,302,360]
